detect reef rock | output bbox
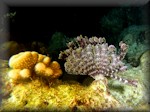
[0,55,121,111]
[119,25,150,67]
[0,41,24,60]
[0,78,120,111]
[108,50,150,111]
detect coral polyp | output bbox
[59,35,138,87]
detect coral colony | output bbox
[8,51,62,84]
[59,35,138,87]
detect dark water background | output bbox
[8,7,112,43]
[8,4,149,45]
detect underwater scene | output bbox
[0,3,150,112]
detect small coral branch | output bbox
[59,35,138,87]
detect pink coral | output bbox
[59,35,138,87]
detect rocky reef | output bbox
[108,50,150,111]
[119,25,150,67]
[0,41,24,60]
[99,7,147,44]
[0,51,120,111]
[0,36,149,111]
[0,78,120,111]
[59,35,150,111]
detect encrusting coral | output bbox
[8,51,62,84]
[59,35,138,87]
[0,78,121,111]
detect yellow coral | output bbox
[8,51,62,83]
[19,69,31,79]
[8,69,31,81]
[9,51,38,69]
[34,62,54,77]
[42,57,51,66]
[50,61,62,78]
[35,62,46,72]
[50,61,61,69]
[37,54,45,62]
[8,69,21,80]
[45,68,54,77]
[52,69,62,78]
[34,61,62,78]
